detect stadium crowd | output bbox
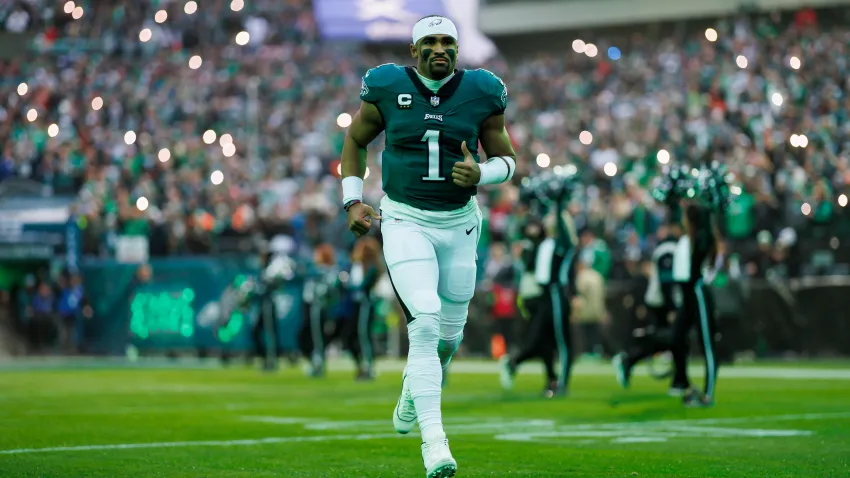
[1,0,849,283]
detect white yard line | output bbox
[1,412,847,456]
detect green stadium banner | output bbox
[80,257,304,355]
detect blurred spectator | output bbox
[573,256,608,357]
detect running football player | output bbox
[339,15,516,478]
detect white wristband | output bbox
[341,176,364,205]
[476,156,516,185]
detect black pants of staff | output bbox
[252,294,279,370]
[512,286,574,393]
[671,279,719,398]
[298,299,375,373]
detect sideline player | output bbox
[339,15,516,478]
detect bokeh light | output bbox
[771,92,783,106]
[536,153,551,168]
[26,109,37,122]
[797,134,809,148]
[72,6,83,19]
[579,130,593,145]
[210,170,224,185]
[231,0,244,11]
[184,1,198,14]
[789,56,801,70]
[235,31,250,46]
[337,113,352,128]
[585,43,598,58]
[63,1,75,14]
[219,134,233,146]
[730,185,743,196]
[91,96,103,110]
[155,10,167,23]
[571,39,585,53]
[657,149,670,164]
[47,124,59,138]
[365,167,371,179]
[139,28,152,42]
[801,203,811,216]
[158,148,171,162]
[607,47,621,60]
[222,142,236,157]
[203,130,217,144]
[839,194,848,208]
[705,28,718,42]
[604,162,618,177]
[736,55,748,69]
[124,131,137,145]
[16,83,27,96]
[188,55,202,70]
[790,134,800,147]
[136,197,149,211]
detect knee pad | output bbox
[410,290,441,318]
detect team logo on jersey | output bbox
[430,96,440,107]
[424,113,443,122]
[360,78,369,98]
[397,94,412,109]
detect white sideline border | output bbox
[1,412,848,456]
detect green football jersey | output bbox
[360,64,507,212]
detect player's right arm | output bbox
[341,100,384,236]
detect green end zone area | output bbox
[0,360,848,477]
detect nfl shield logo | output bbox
[430,96,440,107]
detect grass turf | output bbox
[0,359,848,477]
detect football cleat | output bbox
[392,374,417,434]
[683,389,714,408]
[612,353,631,389]
[421,438,457,478]
[499,355,515,390]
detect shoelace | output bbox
[422,439,449,460]
[399,389,416,419]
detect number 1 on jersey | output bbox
[421,129,446,182]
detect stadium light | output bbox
[536,153,551,168]
[222,142,236,157]
[705,28,718,42]
[136,197,149,211]
[771,93,783,106]
[188,55,202,70]
[604,162,617,177]
[155,10,167,23]
[139,28,152,42]
[231,0,244,11]
[839,194,848,208]
[158,148,171,162]
[92,96,103,110]
[790,134,800,147]
[203,130,217,144]
[184,1,198,14]
[72,6,83,19]
[235,31,250,46]
[16,83,27,96]
[585,43,598,58]
[219,134,233,147]
[571,39,585,54]
[47,124,59,138]
[337,113,352,128]
[736,55,748,69]
[210,170,224,185]
[26,109,37,122]
[657,149,670,164]
[789,56,801,70]
[63,1,75,14]
[124,131,137,145]
[801,203,811,216]
[797,134,808,148]
[579,130,593,145]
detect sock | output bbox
[437,332,463,377]
[405,314,445,443]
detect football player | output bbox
[339,14,516,478]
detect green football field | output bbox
[1,358,849,477]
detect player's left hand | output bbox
[452,141,481,187]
